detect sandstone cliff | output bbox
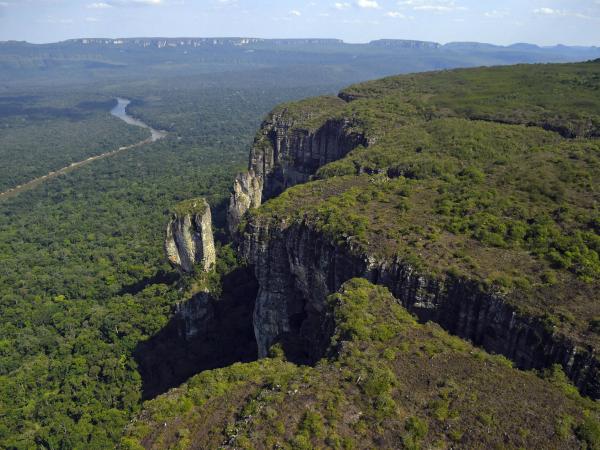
[227,170,263,236]
[227,98,369,233]
[249,113,369,199]
[229,65,600,400]
[127,277,598,449]
[240,216,600,398]
[165,198,216,273]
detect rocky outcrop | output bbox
[369,39,441,50]
[249,113,368,199]
[227,108,369,234]
[165,198,216,273]
[229,67,600,398]
[227,170,263,236]
[240,217,600,399]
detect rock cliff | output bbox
[249,113,369,199]
[175,291,214,339]
[227,102,369,233]
[227,170,263,236]
[229,64,600,400]
[164,198,216,273]
[127,277,599,449]
[240,217,600,398]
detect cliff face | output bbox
[250,113,368,199]
[128,64,600,448]
[227,107,368,233]
[175,292,214,339]
[230,64,600,400]
[134,267,259,400]
[227,170,263,236]
[165,198,216,273]
[240,218,600,399]
[127,277,598,449]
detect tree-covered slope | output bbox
[123,279,599,449]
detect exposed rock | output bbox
[369,39,441,50]
[227,170,263,236]
[249,113,368,200]
[165,198,216,273]
[226,108,368,234]
[175,291,214,340]
[240,217,600,399]
[229,67,600,399]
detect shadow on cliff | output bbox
[134,267,259,400]
[211,197,231,244]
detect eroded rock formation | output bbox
[227,107,368,234]
[175,292,214,340]
[227,170,263,236]
[250,114,368,199]
[165,198,216,273]
[239,217,600,399]
[134,266,259,399]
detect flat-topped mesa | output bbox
[165,198,216,273]
[227,98,368,234]
[234,63,600,398]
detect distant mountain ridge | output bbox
[1,37,597,51]
[2,36,599,89]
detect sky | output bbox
[0,0,599,46]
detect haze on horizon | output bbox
[0,0,599,46]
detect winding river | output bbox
[0,98,166,200]
[111,98,166,142]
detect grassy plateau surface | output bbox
[253,62,600,347]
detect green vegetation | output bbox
[172,198,209,217]
[5,39,600,91]
[124,279,599,448]
[576,415,600,450]
[252,61,600,347]
[0,78,337,448]
[0,95,149,191]
[341,62,600,138]
[268,96,348,130]
[1,55,600,448]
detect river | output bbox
[0,98,166,200]
[111,98,166,142]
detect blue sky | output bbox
[0,0,599,45]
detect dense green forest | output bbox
[0,95,149,192]
[1,39,600,448]
[0,78,338,448]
